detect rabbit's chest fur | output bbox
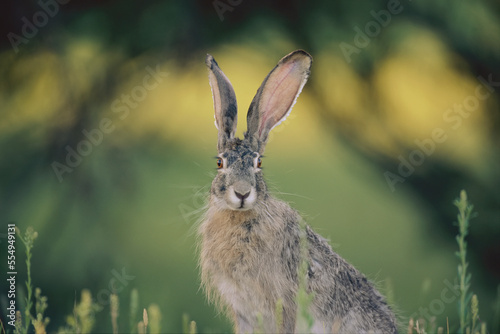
[200,199,301,318]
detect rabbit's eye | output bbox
[256,157,262,168]
[216,158,223,169]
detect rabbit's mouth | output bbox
[226,185,257,211]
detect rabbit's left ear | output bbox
[245,50,312,153]
[206,54,238,152]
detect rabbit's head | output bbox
[206,50,312,211]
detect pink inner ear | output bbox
[258,61,301,137]
[208,71,222,129]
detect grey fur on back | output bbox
[199,50,398,334]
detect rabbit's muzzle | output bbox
[227,181,257,210]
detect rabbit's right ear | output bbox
[206,54,238,152]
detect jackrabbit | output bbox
[199,50,398,334]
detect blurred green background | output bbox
[1,0,499,332]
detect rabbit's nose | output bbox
[234,191,250,200]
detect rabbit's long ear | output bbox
[245,50,312,153]
[206,54,238,152]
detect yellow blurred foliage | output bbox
[313,27,491,176]
[0,50,62,138]
[0,36,491,173]
[113,45,328,156]
[373,29,488,165]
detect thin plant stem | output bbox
[454,190,475,334]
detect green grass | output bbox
[406,190,486,334]
[455,190,477,334]
[0,190,496,334]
